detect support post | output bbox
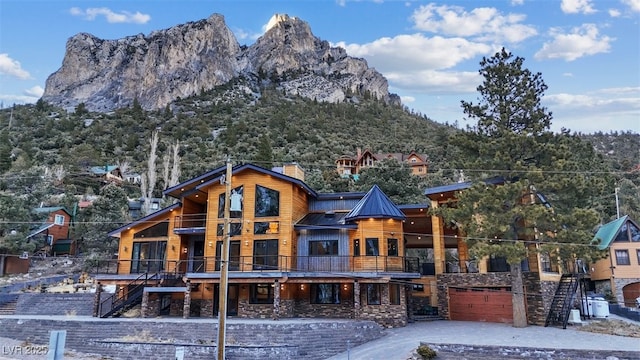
[354,280,360,319]
[217,158,233,360]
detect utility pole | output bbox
[615,187,620,219]
[217,157,232,360]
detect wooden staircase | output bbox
[545,274,579,329]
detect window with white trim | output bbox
[54,214,64,225]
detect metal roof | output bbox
[294,212,357,230]
[344,185,406,221]
[592,215,631,250]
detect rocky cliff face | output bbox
[42,13,397,112]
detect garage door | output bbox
[449,287,513,323]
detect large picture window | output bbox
[365,238,379,256]
[218,186,243,218]
[134,222,169,238]
[366,284,381,305]
[253,239,278,270]
[310,284,341,304]
[255,185,279,217]
[615,250,630,265]
[250,283,274,304]
[309,240,339,256]
[131,241,167,273]
[254,221,279,234]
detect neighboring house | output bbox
[336,149,428,177]
[90,165,124,183]
[128,197,163,219]
[99,163,420,327]
[123,172,142,184]
[27,207,75,256]
[589,215,640,308]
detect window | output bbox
[134,222,169,238]
[218,186,243,218]
[615,250,630,265]
[365,238,379,256]
[310,284,341,304]
[309,240,339,256]
[387,238,398,256]
[54,214,65,225]
[637,250,640,265]
[255,185,279,217]
[389,284,401,305]
[47,235,54,245]
[254,221,279,234]
[250,283,274,304]
[216,223,242,237]
[215,241,240,271]
[131,241,167,273]
[366,284,381,305]
[253,239,278,270]
[353,239,360,256]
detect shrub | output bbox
[416,344,437,359]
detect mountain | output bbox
[42,13,398,112]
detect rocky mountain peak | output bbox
[42,13,398,112]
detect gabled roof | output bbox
[32,206,70,215]
[592,215,635,250]
[26,223,54,238]
[294,212,357,230]
[90,165,120,175]
[423,177,506,197]
[164,163,317,200]
[344,185,406,221]
[108,202,181,238]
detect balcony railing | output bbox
[87,255,421,275]
[173,214,207,229]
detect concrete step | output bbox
[0,299,17,315]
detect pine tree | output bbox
[434,48,610,327]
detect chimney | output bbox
[357,147,361,159]
[281,163,305,182]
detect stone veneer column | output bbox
[92,282,102,317]
[141,291,150,318]
[353,281,360,319]
[273,280,280,320]
[183,281,191,319]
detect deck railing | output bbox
[88,255,421,275]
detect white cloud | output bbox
[622,0,640,12]
[337,34,490,72]
[534,24,612,61]
[608,8,622,17]
[385,69,480,94]
[0,54,31,79]
[511,0,525,6]
[545,87,640,133]
[400,95,416,104]
[69,7,150,24]
[560,0,597,14]
[410,4,537,43]
[24,86,44,98]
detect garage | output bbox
[448,287,513,323]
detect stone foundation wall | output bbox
[0,318,385,360]
[436,273,511,320]
[409,295,430,315]
[614,278,640,306]
[358,284,407,328]
[237,299,273,319]
[523,273,557,325]
[294,299,354,319]
[280,299,295,317]
[199,299,215,317]
[170,298,183,316]
[143,295,160,317]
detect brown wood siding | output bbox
[449,287,513,323]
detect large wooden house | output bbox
[589,216,640,308]
[96,164,569,327]
[336,149,428,177]
[99,163,420,327]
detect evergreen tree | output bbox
[434,48,610,327]
[76,183,128,255]
[0,130,12,173]
[355,159,424,204]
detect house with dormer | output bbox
[336,149,428,177]
[97,163,420,327]
[589,216,640,308]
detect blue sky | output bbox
[1,0,638,134]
